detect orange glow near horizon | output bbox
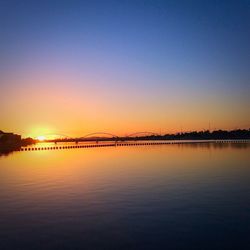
[36,135,47,141]
[1,71,249,138]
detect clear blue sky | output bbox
[1,0,249,136]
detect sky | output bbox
[1,0,250,138]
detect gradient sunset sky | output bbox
[1,0,250,138]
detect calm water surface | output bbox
[0,143,250,249]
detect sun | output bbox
[37,135,46,141]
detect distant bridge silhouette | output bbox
[80,132,159,139]
[43,131,161,142]
[79,132,160,140]
[126,132,160,137]
[80,132,119,139]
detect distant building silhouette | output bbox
[0,131,21,145]
[0,131,35,155]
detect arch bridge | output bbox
[39,131,160,142]
[80,132,119,140]
[126,131,160,137]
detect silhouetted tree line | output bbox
[112,129,250,141]
[130,129,249,141]
[161,129,250,140]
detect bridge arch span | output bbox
[126,132,159,137]
[80,132,119,139]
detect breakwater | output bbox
[19,140,250,151]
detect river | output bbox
[0,142,250,249]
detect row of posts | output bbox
[19,140,250,151]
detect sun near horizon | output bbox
[36,135,47,141]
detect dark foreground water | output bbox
[0,142,250,250]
